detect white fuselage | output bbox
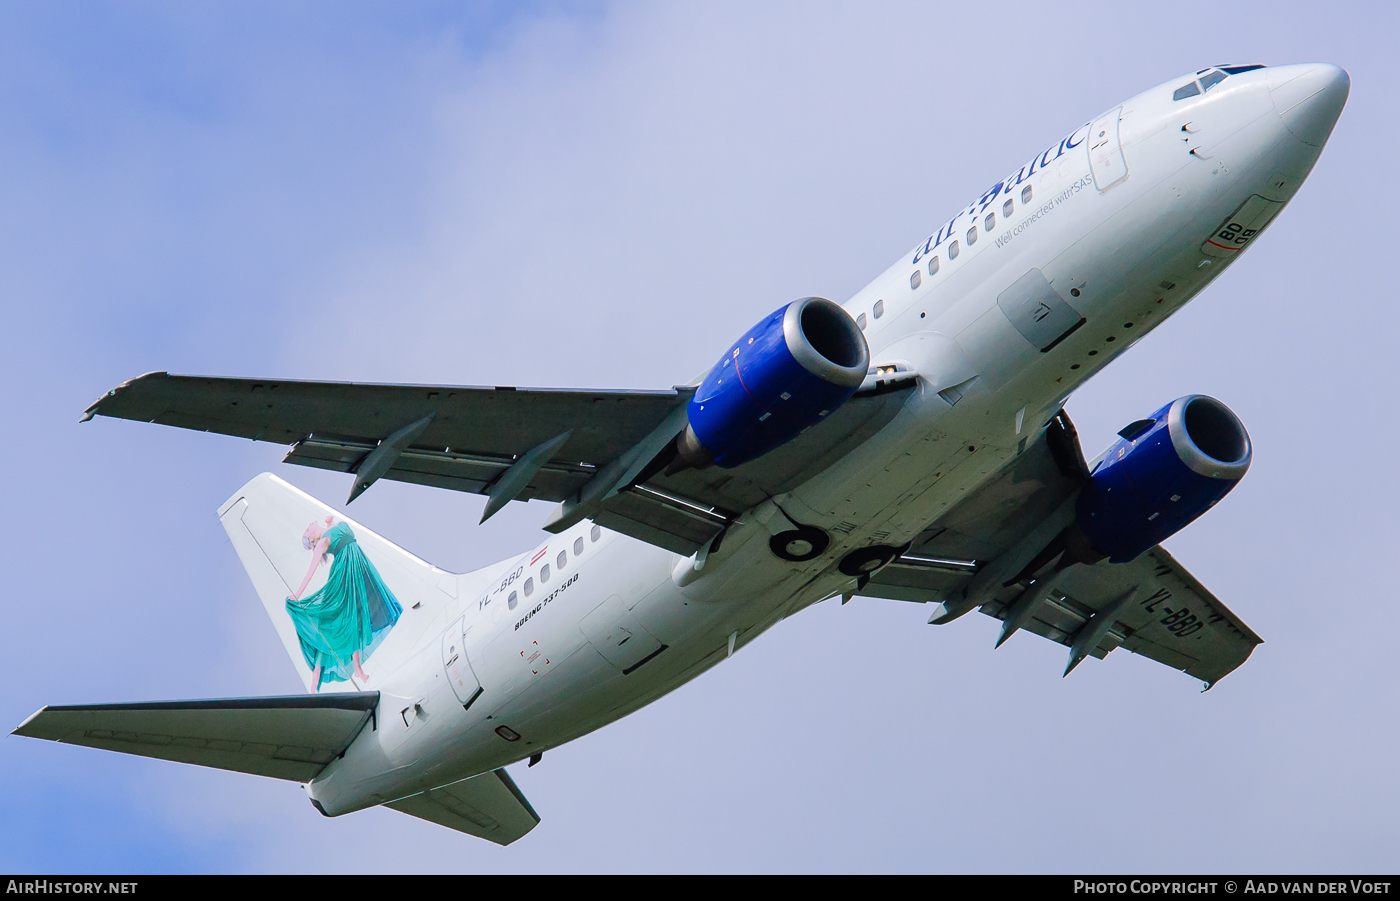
[308,64,1341,816]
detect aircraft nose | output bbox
[1268,63,1350,147]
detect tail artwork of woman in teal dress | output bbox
[286,516,403,691]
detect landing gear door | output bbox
[1087,107,1128,192]
[442,616,483,710]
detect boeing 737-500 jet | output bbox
[16,63,1348,845]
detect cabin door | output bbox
[442,616,483,710]
[1087,107,1128,192]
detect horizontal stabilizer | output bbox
[13,693,379,782]
[386,769,540,845]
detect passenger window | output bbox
[557,550,567,569]
[857,312,867,329]
[1021,185,1032,203]
[928,255,940,275]
[873,299,885,318]
[909,269,921,289]
[948,240,960,260]
[540,563,550,583]
[1200,70,1226,91]
[523,577,534,597]
[1002,199,1013,217]
[508,590,518,610]
[1172,81,1201,101]
[984,212,995,232]
[590,524,601,542]
[966,226,977,245]
[574,537,584,555]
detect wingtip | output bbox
[80,371,170,423]
[80,395,111,422]
[12,707,49,737]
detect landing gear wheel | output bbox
[838,545,903,577]
[769,527,830,562]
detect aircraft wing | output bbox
[386,769,540,846]
[862,413,1262,686]
[12,693,379,781]
[970,544,1263,684]
[85,371,914,556]
[84,371,683,505]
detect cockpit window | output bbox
[1176,66,1262,101]
[1173,81,1201,101]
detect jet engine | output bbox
[1075,395,1251,563]
[675,297,869,469]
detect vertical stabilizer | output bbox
[219,473,461,694]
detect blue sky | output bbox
[2,0,1396,873]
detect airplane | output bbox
[15,62,1348,846]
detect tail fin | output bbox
[219,473,461,693]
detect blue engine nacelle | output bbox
[1076,395,1252,563]
[676,297,869,469]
